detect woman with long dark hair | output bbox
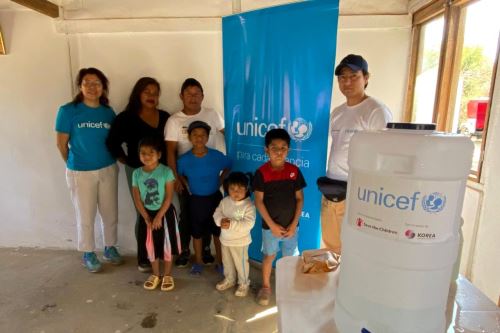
[55,67,122,273]
[107,77,170,272]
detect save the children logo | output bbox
[235,114,313,142]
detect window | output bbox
[406,0,500,181]
[412,16,445,123]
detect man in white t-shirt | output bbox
[320,54,392,253]
[164,78,225,267]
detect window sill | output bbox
[466,179,484,192]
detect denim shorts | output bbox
[261,228,299,257]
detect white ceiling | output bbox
[0,0,410,18]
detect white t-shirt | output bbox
[164,107,224,156]
[326,96,392,181]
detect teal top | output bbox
[55,102,116,171]
[132,164,175,210]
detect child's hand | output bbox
[283,224,297,238]
[221,218,231,229]
[152,215,163,230]
[270,224,286,238]
[143,215,152,226]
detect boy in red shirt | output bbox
[253,129,306,306]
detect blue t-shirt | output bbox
[55,102,116,171]
[132,164,175,211]
[177,148,232,196]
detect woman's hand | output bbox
[56,132,70,162]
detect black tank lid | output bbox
[386,122,436,130]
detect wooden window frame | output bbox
[405,0,499,182]
[0,25,5,55]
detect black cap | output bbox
[335,54,368,76]
[187,120,211,135]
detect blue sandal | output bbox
[190,263,203,276]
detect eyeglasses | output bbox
[82,80,103,88]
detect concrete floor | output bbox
[0,247,278,333]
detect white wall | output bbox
[0,10,74,249]
[333,15,410,120]
[66,32,223,125]
[465,59,500,302]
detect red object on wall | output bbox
[467,99,489,131]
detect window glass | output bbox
[451,0,500,173]
[412,16,445,123]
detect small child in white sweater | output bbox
[213,172,256,297]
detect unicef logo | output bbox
[104,123,111,129]
[235,116,313,141]
[422,192,446,213]
[289,118,313,141]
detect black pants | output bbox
[188,191,223,239]
[178,190,212,253]
[136,212,148,265]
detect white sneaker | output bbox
[235,284,249,297]
[216,279,235,291]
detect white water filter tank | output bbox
[333,123,474,333]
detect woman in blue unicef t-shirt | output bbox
[55,67,123,273]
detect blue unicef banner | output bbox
[222,0,339,261]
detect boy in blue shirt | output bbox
[253,129,306,305]
[177,121,231,275]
